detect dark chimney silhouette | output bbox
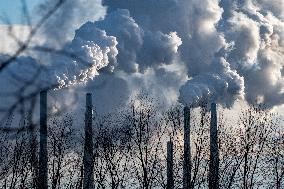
[209,103,219,189]
[167,140,174,189]
[183,106,191,189]
[83,93,94,189]
[39,90,48,189]
[27,109,38,188]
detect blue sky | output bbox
[0,0,41,24]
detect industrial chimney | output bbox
[83,93,94,189]
[167,140,174,189]
[209,103,219,189]
[27,107,38,188]
[39,90,48,189]
[183,106,191,189]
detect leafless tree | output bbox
[262,113,284,189]
[0,126,36,188]
[93,120,130,189]
[0,95,283,189]
[48,114,75,189]
[218,106,276,189]
[121,98,167,189]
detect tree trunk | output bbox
[83,93,94,189]
[209,103,219,189]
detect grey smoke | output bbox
[93,9,182,73]
[101,0,284,108]
[100,0,246,108]
[83,8,184,113]
[37,0,106,48]
[53,22,118,88]
[0,25,118,89]
[1,0,284,117]
[0,20,118,118]
[218,0,284,108]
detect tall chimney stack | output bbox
[209,103,219,189]
[39,90,48,189]
[167,140,174,189]
[183,106,191,189]
[27,106,38,188]
[83,93,94,189]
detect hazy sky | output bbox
[0,0,41,24]
[0,0,283,119]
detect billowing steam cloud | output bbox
[0,25,118,89]
[1,0,284,115]
[99,0,283,109]
[0,21,118,118]
[93,9,182,73]
[37,0,106,48]
[217,0,284,108]
[82,8,185,113]
[53,23,118,88]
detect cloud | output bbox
[0,21,118,118]
[37,0,106,48]
[0,25,32,54]
[219,0,284,108]
[1,0,284,117]
[77,9,184,113]
[100,0,284,109]
[54,22,118,88]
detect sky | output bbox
[0,0,283,122]
[0,0,41,24]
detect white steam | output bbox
[1,0,284,115]
[98,0,284,108]
[54,24,118,88]
[0,22,118,118]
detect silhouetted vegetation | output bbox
[0,97,283,189]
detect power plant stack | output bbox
[183,106,191,189]
[83,93,95,189]
[167,140,174,189]
[209,103,219,189]
[27,110,38,188]
[39,90,48,189]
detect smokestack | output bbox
[183,106,191,189]
[39,90,48,189]
[27,105,39,188]
[209,103,219,189]
[83,93,94,189]
[167,140,174,189]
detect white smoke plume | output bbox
[0,22,118,119]
[218,0,284,108]
[92,9,182,73]
[37,0,106,48]
[1,0,284,117]
[95,0,245,108]
[82,8,185,113]
[0,25,118,89]
[101,0,283,108]
[53,23,118,88]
